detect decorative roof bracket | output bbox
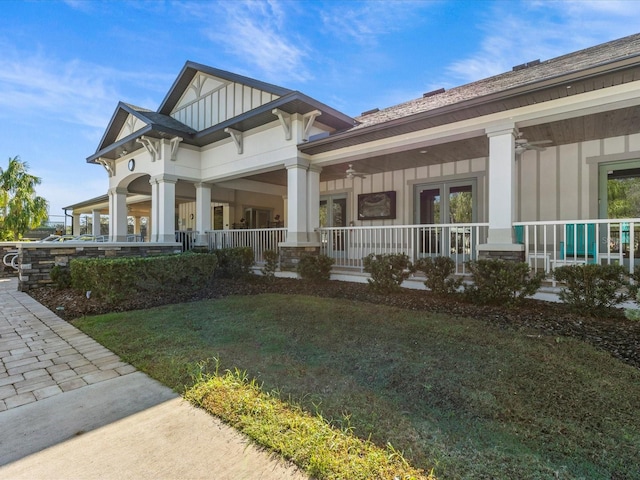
[302,110,322,141]
[96,157,115,177]
[224,128,243,154]
[137,136,161,161]
[169,136,183,161]
[272,108,292,141]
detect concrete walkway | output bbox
[0,277,307,479]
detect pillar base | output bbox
[477,243,525,262]
[278,243,321,271]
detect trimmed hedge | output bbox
[213,247,255,279]
[464,259,544,305]
[363,253,413,293]
[414,256,462,295]
[70,252,218,304]
[554,264,629,315]
[297,254,334,282]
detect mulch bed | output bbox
[28,276,640,370]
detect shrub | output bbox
[49,265,71,289]
[464,259,544,305]
[362,253,413,293]
[625,290,640,321]
[70,252,218,304]
[414,256,462,295]
[261,250,279,280]
[213,247,255,279]
[554,264,629,315]
[297,254,334,282]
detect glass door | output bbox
[598,160,640,260]
[416,180,475,257]
[320,195,347,255]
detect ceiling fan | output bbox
[515,133,552,155]
[346,164,366,179]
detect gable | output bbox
[170,72,280,132]
[115,113,149,142]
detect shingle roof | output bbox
[354,33,640,129]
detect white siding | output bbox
[171,73,280,132]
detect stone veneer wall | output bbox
[477,249,525,262]
[279,245,320,271]
[17,243,182,291]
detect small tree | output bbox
[0,156,49,240]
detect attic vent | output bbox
[423,88,445,98]
[512,59,541,71]
[361,108,380,116]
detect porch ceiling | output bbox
[244,104,640,186]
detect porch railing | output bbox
[206,228,287,263]
[318,223,489,274]
[513,219,639,275]
[175,230,199,252]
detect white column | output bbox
[153,175,178,243]
[486,125,518,245]
[133,216,141,235]
[72,214,81,236]
[91,209,101,237]
[307,166,321,243]
[108,187,128,242]
[149,178,159,242]
[285,159,310,244]
[195,182,212,245]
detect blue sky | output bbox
[1,0,639,218]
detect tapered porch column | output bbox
[72,214,81,236]
[150,174,178,243]
[279,158,321,270]
[92,209,102,237]
[285,159,310,244]
[195,182,212,246]
[149,178,159,242]
[307,165,321,243]
[478,124,524,260]
[108,187,128,242]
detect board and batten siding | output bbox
[518,132,640,221]
[320,157,489,226]
[170,73,279,132]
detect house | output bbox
[66,33,640,275]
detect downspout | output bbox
[64,208,73,235]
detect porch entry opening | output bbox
[416,180,476,257]
[320,195,347,254]
[243,207,271,229]
[599,160,640,259]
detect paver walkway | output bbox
[0,278,135,411]
[0,277,307,479]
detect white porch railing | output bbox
[318,224,489,274]
[198,220,639,277]
[175,230,199,251]
[206,228,287,262]
[513,219,639,275]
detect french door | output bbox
[320,194,347,255]
[415,180,476,257]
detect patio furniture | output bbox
[559,223,597,262]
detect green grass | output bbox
[74,294,640,479]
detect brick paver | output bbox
[0,278,136,410]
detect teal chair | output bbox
[560,223,596,261]
[513,225,525,244]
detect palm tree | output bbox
[0,156,49,240]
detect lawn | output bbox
[74,294,640,479]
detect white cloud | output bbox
[194,0,312,83]
[319,0,434,47]
[441,0,640,86]
[0,47,172,131]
